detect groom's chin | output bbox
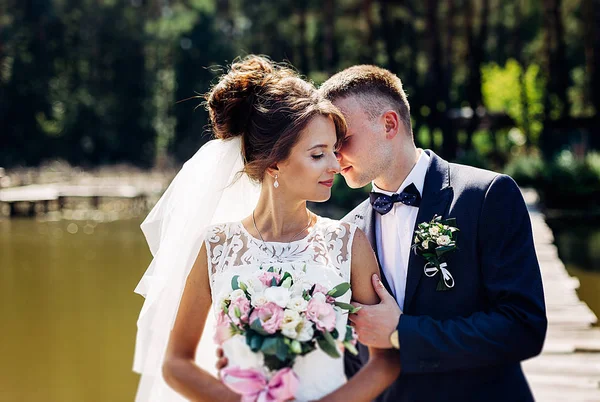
[340,174,366,189]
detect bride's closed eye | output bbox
[311,154,325,160]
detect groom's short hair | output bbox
[319,65,412,134]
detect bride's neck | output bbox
[250,190,312,241]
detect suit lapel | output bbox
[403,150,453,313]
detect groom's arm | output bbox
[396,174,547,373]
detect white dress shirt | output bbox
[373,149,430,310]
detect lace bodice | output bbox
[205,216,356,285]
[203,216,358,401]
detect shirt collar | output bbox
[371,149,430,213]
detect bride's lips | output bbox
[319,179,334,188]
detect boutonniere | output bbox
[412,215,459,291]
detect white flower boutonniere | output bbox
[412,215,459,291]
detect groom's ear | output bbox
[382,110,400,140]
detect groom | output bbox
[319,65,547,402]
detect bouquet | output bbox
[412,215,459,291]
[215,266,359,401]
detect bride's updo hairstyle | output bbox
[205,55,346,182]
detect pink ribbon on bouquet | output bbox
[221,366,299,402]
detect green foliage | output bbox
[481,59,545,145]
[504,152,545,187]
[505,150,600,209]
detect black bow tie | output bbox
[369,183,421,215]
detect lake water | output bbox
[0,218,150,402]
[1,216,598,402]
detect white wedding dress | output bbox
[205,217,357,401]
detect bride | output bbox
[133,55,400,402]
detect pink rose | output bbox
[214,310,233,345]
[306,298,336,332]
[259,271,281,287]
[249,302,284,334]
[228,296,251,326]
[312,284,335,303]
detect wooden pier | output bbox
[0,182,159,217]
[522,190,600,401]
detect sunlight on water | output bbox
[0,218,150,402]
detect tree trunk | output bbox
[323,0,336,74]
[360,0,375,64]
[514,0,532,148]
[297,1,309,74]
[378,0,399,72]
[541,0,570,158]
[464,0,489,152]
[441,0,458,159]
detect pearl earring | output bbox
[274,174,279,188]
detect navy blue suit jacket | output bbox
[343,150,547,402]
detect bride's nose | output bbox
[329,155,341,174]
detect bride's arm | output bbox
[316,229,401,402]
[162,243,240,402]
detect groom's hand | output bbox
[349,274,402,349]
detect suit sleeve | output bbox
[397,174,548,373]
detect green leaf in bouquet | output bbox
[280,272,293,288]
[435,245,455,258]
[300,342,316,355]
[318,331,341,358]
[270,277,278,287]
[260,337,279,356]
[250,319,269,336]
[275,337,290,362]
[334,302,361,314]
[327,282,351,298]
[344,325,355,342]
[246,331,264,352]
[332,328,340,339]
[436,279,451,291]
[343,341,359,356]
[231,275,240,291]
[302,290,311,301]
[239,281,248,292]
[267,266,275,273]
[290,340,302,355]
[441,217,457,227]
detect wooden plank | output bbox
[523,190,600,401]
[0,185,59,202]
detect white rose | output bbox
[429,226,440,236]
[437,235,451,246]
[250,292,269,308]
[244,276,266,296]
[422,240,429,249]
[229,289,246,301]
[287,296,309,312]
[264,286,291,308]
[280,310,302,339]
[297,319,315,342]
[290,280,312,297]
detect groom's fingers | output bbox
[372,274,393,303]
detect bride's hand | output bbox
[215,346,229,378]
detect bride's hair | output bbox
[205,55,346,182]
